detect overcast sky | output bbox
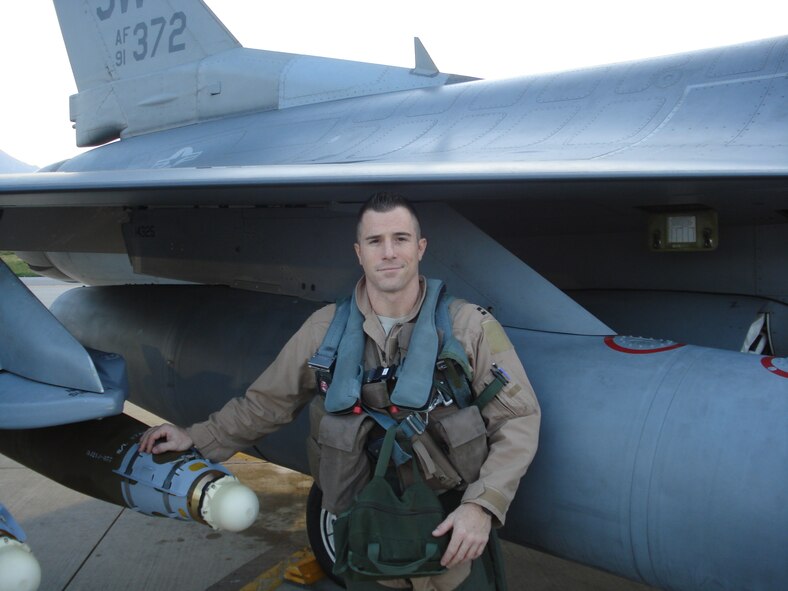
[1,0,785,168]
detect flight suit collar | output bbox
[355,276,428,358]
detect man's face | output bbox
[354,207,427,297]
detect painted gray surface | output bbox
[0,265,129,428]
[0,1,786,590]
[54,0,455,147]
[0,259,103,393]
[506,329,787,590]
[0,25,785,351]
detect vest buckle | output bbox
[431,389,454,408]
[363,365,398,384]
[401,413,427,438]
[308,352,335,372]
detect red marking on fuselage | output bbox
[604,336,685,354]
[761,357,788,378]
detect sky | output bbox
[1,0,785,168]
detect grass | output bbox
[0,251,39,277]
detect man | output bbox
[141,192,540,590]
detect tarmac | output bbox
[1,278,655,591]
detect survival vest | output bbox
[308,279,512,580]
[309,279,476,414]
[308,279,509,450]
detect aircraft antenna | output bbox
[413,37,440,76]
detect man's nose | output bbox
[382,239,396,258]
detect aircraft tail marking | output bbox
[53,0,455,148]
[54,0,239,90]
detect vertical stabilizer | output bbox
[52,0,455,147]
[54,0,239,91]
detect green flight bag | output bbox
[332,426,448,582]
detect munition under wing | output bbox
[0,413,259,533]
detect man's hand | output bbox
[139,423,193,454]
[432,502,492,568]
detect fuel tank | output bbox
[50,285,787,590]
[505,332,787,591]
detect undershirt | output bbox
[378,314,407,336]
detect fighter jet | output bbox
[0,1,786,590]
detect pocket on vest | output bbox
[317,413,375,514]
[428,405,488,485]
[306,397,327,490]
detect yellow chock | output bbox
[283,548,326,585]
[241,548,325,590]
[239,561,284,591]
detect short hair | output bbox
[355,191,422,240]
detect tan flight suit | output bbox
[188,277,540,590]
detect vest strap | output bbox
[473,367,510,410]
[313,279,476,414]
[388,279,442,408]
[323,290,366,413]
[363,405,412,466]
[308,297,351,370]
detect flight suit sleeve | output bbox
[452,304,541,527]
[186,305,334,462]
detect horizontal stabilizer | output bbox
[0,260,103,392]
[0,348,127,429]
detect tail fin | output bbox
[54,0,454,148]
[55,0,246,146]
[54,0,239,90]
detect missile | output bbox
[0,504,41,591]
[0,413,259,532]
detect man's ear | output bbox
[418,237,427,261]
[354,242,362,264]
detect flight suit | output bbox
[187,276,541,590]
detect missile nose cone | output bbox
[200,476,259,532]
[0,540,42,591]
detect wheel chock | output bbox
[283,548,326,585]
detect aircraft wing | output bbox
[1,154,787,205]
[2,27,785,214]
[1,2,787,589]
